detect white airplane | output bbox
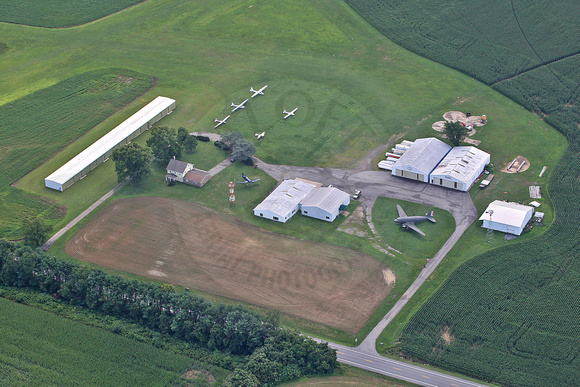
[255,131,265,140]
[231,99,249,112]
[214,115,230,128]
[283,108,298,119]
[250,85,268,98]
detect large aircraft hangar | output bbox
[430,146,490,191]
[45,96,175,191]
[391,137,451,182]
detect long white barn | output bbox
[45,96,176,191]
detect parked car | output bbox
[353,189,361,200]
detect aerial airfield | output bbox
[1,0,571,385]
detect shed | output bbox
[430,146,490,191]
[300,186,350,222]
[45,96,176,191]
[183,169,211,187]
[391,138,451,182]
[253,179,316,222]
[479,201,534,235]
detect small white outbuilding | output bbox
[391,138,452,182]
[300,186,350,222]
[479,200,534,235]
[430,146,490,191]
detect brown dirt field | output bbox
[65,197,392,333]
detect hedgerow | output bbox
[0,242,338,385]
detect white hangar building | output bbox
[300,186,350,222]
[253,179,316,223]
[391,138,451,182]
[45,96,176,191]
[430,146,490,191]
[479,201,534,235]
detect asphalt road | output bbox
[257,159,483,386]
[329,343,489,387]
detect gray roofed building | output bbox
[165,159,194,183]
[430,146,490,191]
[391,138,452,182]
[167,159,191,175]
[253,179,316,223]
[300,186,350,222]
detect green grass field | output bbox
[0,0,575,383]
[0,297,196,386]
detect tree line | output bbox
[0,241,338,386]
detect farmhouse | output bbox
[253,179,316,222]
[165,159,194,183]
[430,146,490,191]
[45,96,176,191]
[165,159,211,187]
[479,200,534,235]
[391,138,451,182]
[300,186,350,222]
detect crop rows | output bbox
[399,143,580,386]
[345,0,580,384]
[0,68,154,237]
[0,297,195,386]
[0,0,145,28]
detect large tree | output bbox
[111,143,153,183]
[177,127,197,153]
[146,126,182,164]
[221,131,256,162]
[444,121,468,146]
[22,218,52,248]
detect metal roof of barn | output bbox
[392,138,451,174]
[300,187,350,213]
[254,179,316,219]
[431,146,490,183]
[479,200,534,227]
[45,96,175,186]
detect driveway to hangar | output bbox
[256,159,479,359]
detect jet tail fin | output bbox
[426,210,436,222]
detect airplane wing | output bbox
[396,204,407,218]
[404,222,425,236]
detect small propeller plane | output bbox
[283,108,298,119]
[394,204,436,236]
[231,99,249,112]
[250,85,268,98]
[255,131,265,140]
[237,173,260,184]
[214,115,230,128]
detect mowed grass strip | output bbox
[0,0,146,28]
[0,297,193,386]
[64,196,393,334]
